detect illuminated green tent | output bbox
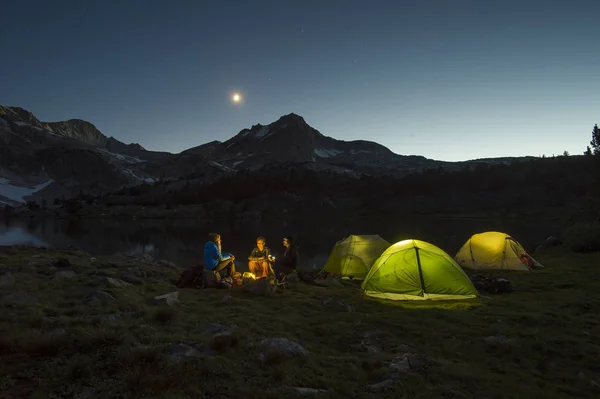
[362,239,478,301]
[322,235,391,280]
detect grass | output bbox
[0,245,599,398]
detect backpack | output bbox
[176,265,205,289]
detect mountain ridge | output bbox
[0,103,538,206]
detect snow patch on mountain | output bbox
[314,148,344,158]
[98,148,145,164]
[255,126,270,139]
[121,168,156,183]
[211,161,235,172]
[0,178,54,203]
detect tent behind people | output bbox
[455,231,544,271]
[361,239,478,301]
[322,234,391,279]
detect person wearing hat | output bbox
[203,233,237,278]
[275,236,298,278]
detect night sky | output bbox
[1,0,599,161]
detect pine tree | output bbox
[591,124,600,155]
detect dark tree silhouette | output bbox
[591,124,600,155]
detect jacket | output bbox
[203,241,231,270]
[280,245,298,270]
[248,246,271,262]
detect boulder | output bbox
[153,291,179,306]
[259,338,310,359]
[390,353,435,372]
[92,276,132,288]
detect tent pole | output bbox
[414,245,427,297]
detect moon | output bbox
[232,93,242,103]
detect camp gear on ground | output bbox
[469,275,513,294]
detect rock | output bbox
[0,269,15,287]
[54,258,71,268]
[1,291,39,304]
[484,335,514,345]
[93,276,132,288]
[54,270,77,279]
[321,296,333,305]
[368,379,396,393]
[121,274,144,285]
[210,325,239,349]
[220,295,232,304]
[285,272,300,283]
[153,291,179,306]
[83,290,116,303]
[86,314,121,324]
[259,338,310,359]
[390,354,435,372]
[170,343,216,361]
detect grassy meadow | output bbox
[0,245,599,398]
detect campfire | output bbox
[242,272,256,280]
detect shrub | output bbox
[563,222,600,253]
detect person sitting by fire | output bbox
[203,233,237,278]
[248,236,274,278]
[274,236,298,279]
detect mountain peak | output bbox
[273,113,307,126]
[0,105,43,126]
[45,119,108,147]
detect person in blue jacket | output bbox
[203,233,237,278]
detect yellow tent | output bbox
[455,231,544,271]
[322,234,391,279]
[362,239,478,301]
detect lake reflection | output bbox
[0,215,560,270]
